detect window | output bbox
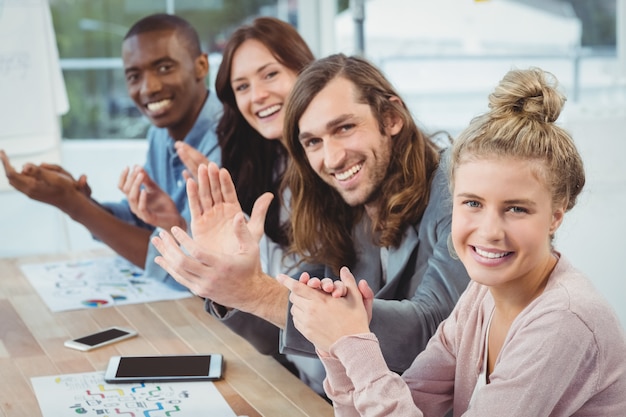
[50,0,293,139]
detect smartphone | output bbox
[104,354,224,383]
[64,327,137,351]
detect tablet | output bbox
[104,354,223,383]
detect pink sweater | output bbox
[320,256,626,416]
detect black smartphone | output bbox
[64,327,138,351]
[104,354,224,383]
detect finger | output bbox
[307,277,322,290]
[118,166,130,191]
[248,192,274,240]
[231,212,253,248]
[138,168,158,192]
[186,177,202,219]
[0,150,17,175]
[320,278,335,293]
[331,281,348,298]
[151,234,203,288]
[298,272,311,285]
[127,171,144,205]
[338,266,359,289]
[358,280,375,322]
[197,164,214,210]
[217,167,239,204]
[138,189,150,217]
[182,170,192,183]
[358,280,375,300]
[207,162,223,204]
[176,142,207,181]
[276,273,297,291]
[170,225,222,267]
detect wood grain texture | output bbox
[0,250,333,417]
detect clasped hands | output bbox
[277,267,375,355]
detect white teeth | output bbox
[335,164,363,181]
[146,99,171,112]
[475,247,509,259]
[257,104,281,118]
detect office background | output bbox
[1,0,624,329]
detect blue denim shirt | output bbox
[102,90,222,289]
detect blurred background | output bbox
[1,0,624,328]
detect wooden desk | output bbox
[0,250,333,417]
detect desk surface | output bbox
[0,250,333,417]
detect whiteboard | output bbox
[0,0,67,156]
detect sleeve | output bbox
[204,299,282,355]
[370,215,469,372]
[458,310,602,416]
[280,264,331,357]
[323,333,425,417]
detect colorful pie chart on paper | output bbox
[81,299,109,308]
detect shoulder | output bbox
[515,256,626,352]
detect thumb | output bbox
[248,192,274,240]
[358,280,375,323]
[232,211,255,250]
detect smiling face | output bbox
[451,157,565,293]
[122,29,208,141]
[297,77,402,213]
[230,39,298,141]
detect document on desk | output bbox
[31,371,237,417]
[20,255,192,312]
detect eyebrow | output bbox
[231,62,276,84]
[455,192,537,207]
[124,57,175,74]
[298,114,354,141]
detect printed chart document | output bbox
[31,371,236,417]
[20,256,192,312]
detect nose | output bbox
[250,81,269,103]
[478,209,505,242]
[140,72,162,96]
[323,138,347,170]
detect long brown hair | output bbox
[215,17,314,245]
[282,54,441,273]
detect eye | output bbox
[264,70,279,80]
[233,83,249,93]
[126,73,139,83]
[507,206,528,214]
[157,63,173,73]
[463,200,481,208]
[337,123,355,134]
[301,137,322,149]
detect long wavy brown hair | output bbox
[282,54,441,273]
[214,17,314,246]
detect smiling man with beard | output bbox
[0,14,221,288]
[151,54,471,394]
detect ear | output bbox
[383,96,403,136]
[549,205,566,235]
[195,53,209,81]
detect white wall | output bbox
[559,104,626,330]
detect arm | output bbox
[152,163,289,328]
[1,151,151,267]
